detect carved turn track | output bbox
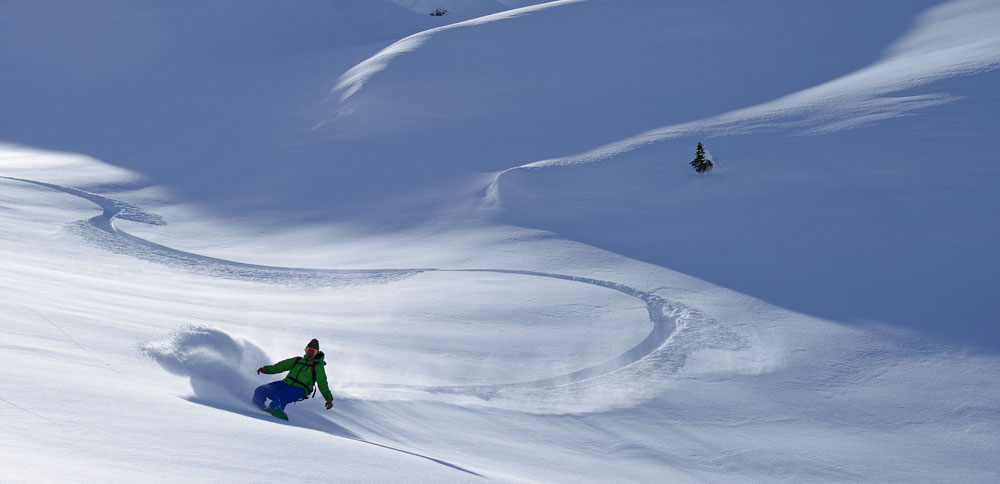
[3,176,677,392]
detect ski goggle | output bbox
[305,347,318,356]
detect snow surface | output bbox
[1,0,999,482]
[391,0,551,18]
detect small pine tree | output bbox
[689,142,714,174]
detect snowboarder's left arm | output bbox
[316,363,333,402]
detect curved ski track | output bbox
[3,176,682,394]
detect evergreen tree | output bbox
[689,142,714,174]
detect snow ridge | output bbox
[332,0,581,103]
[498,0,1000,173]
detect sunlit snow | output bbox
[1,1,998,482]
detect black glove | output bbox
[257,367,265,375]
[325,397,333,410]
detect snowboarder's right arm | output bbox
[258,357,298,375]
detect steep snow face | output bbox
[505,0,1000,170]
[317,0,954,213]
[0,0,436,214]
[312,0,1000,344]
[466,0,1000,348]
[329,0,941,146]
[0,0,566,218]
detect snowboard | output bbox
[265,408,289,421]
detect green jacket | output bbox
[261,352,333,401]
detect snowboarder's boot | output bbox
[265,408,289,421]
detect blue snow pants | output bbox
[252,381,306,411]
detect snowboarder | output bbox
[253,338,334,420]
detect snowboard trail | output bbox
[8,176,684,392]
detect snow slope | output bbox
[391,0,551,17]
[487,0,1000,346]
[2,0,999,482]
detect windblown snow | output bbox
[1,0,998,483]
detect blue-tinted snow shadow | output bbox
[0,0,940,222]
[0,0,436,217]
[496,71,1000,351]
[139,326,482,477]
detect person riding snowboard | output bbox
[253,338,333,420]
